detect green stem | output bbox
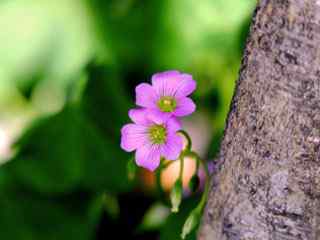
[162,159,175,169]
[158,130,210,214]
[179,155,184,180]
[178,130,192,151]
[178,131,211,239]
[195,154,200,173]
[194,153,210,212]
[178,130,210,207]
[156,158,166,200]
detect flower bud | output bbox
[188,174,200,193]
[170,179,183,212]
[181,209,201,239]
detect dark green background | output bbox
[0,0,255,239]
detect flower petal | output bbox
[129,108,150,125]
[151,71,181,97]
[173,73,196,97]
[174,97,196,117]
[166,117,182,132]
[152,71,196,98]
[120,124,148,152]
[151,71,180,87]
[146,109,171,124]
[161,133,183,160]
[135,83,158,108]
[135,144,161,171]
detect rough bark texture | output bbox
[199,0,320,239]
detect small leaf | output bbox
[138,202,170,231]
[102,193,120,220]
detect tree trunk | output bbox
[198,0,320,239]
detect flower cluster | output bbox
[121,70,196,171]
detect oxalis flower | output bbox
[121,108,183,171]
[135,70,196,119]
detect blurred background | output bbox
[0,0,255,239]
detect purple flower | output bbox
[135,70,196,119]
[121,108,183,171]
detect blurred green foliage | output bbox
[160,197,199,240]
[0,0,255,239]
[8,104,130,194]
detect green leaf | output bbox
[87,0,162,67]
[80,123,130,193]
[8,106,85,193]
[0,0,97,89]
[160,197,199,240]
[7,104,130,194]
[81,63,131,138]
[0,183,103,240]
[138,202,170,231]
[102,193,120,220]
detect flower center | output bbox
[157,96,177,112]
[148,124,167,144]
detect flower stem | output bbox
[196,155,210,212]
[178,130,192,151]
[191,151,210,212]
[156,158,166,200]
[161,159,175,169]
[180,146,211,239]
[178,130,210,212]
[179,154,184,180]
[181,176,209,239]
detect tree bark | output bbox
[199,0,320,239]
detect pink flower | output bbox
[135,70,196,119]
[121,108,183,171]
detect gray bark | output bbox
[199,0,320,239]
